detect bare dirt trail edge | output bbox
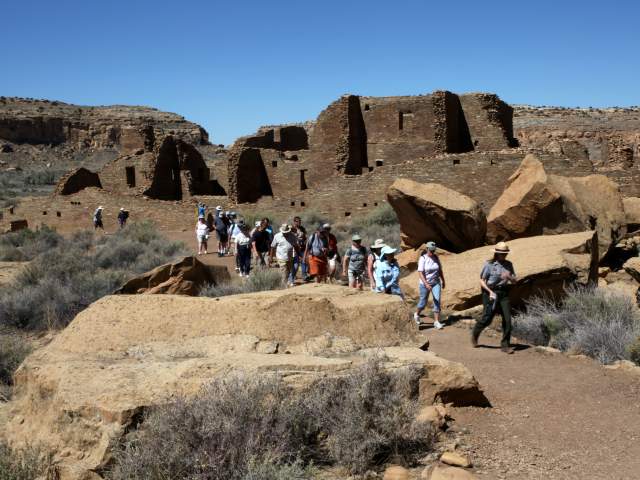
[427,325,640,479]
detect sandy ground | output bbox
[425,323,640,480]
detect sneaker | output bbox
[413,312,422,326]
[433,320,444,330]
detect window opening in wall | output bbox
[301,201,306,207]
[368,166,374,172]
[272,160,278,168]
[125,166,136,187]
[474,140,479,147]
[375,159,384,167]
[42,211,47,215]
[290,201,295,206]
[452,159,460,165]
[364,104,370,111]
[399,111,414,131]
[398,111,403,130]
[374,202,378,206]
[344,211,351,217]
[363,203,367,207]
[56,211,61,217]
[299,169,308,191]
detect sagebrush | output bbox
[0,442,47,480]
[0,222,187,330]
[514,286,640,364]
[108,361,434,479]
[199,268,284,297]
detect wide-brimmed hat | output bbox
[370,238,386,249]
[380,246,397,257]
[97,206,103,210]
[120,207,125,211]
[198,215,205,220]
[352,234,362,242]
[426,241,437,252]
[492,241,510,254]
[280,223,292,233]
[322,223,331,230]
[216,206,222,211]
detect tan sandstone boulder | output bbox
[400,231,598,311]
[5,285,486,479]
[423,464,478,480]
[486,154,562,243]
[387,179,486,252]
[116,255,230,295]
[486,155,626,257]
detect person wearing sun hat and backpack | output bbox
[473,241,517,354]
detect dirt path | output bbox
[426,324,640,479]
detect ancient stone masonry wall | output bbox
[458,93,515,150]
[54,168,102,196]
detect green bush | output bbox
[0,225,63,261]
[107,361,433,479]
[0,223,188,330]
[514,286,640,364]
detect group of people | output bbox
[92,206,129,230]
[195,204,518,353]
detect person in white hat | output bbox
[375,245,403,298]
[367,239,386,291]
[269,223,299,287]
[195,215,210,255]
[414,241,446,329]
[93,206,104,230]
[117,207,129,229]
[473,241,517,353]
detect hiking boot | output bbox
[433,320,444,330]
[413,312,422,326]
[471,332,479,348]
[501,346,515,354]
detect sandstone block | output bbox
[440,451,472,468]
[387,179,486,252]
[424,464,478,480]
[383,465,410,480]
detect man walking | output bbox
[270,223,299,287]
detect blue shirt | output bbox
[375,259,400,292]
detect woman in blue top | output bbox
[375,246,403,298]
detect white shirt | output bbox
[271,232,296,260]
[235,231,251,247]
[418,254,440,286]
[196,223,209,238]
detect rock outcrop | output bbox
[400,231,599,311]
[116,256,230,295]
[487,155,626,257]
[623,197,640,232]
[5,285,486,479]
[387,179,487,252]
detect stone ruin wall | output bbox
[224,90,522,215]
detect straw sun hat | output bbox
[492,241,510,254]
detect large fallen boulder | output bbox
[400,231,598,311]
[623,197,640,232]
[5,285,486,479]
[387,179,487,252]
[486,155,626,258]
[486,154,564,243]
[116,256,229,295]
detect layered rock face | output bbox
[400,231,599,310]
[5,285,486,479]
[0,97,208,150]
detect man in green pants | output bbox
[473,242,517,354]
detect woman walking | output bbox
[375,246,403,298]
[304,225,329,283]
[235,220,252,277]
[473,242,517,354]
[195,216,210,255]
[414,241,445,329]
[342,234,367,290]
[367,239,386,291]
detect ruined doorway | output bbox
[145,137,182,200]
[234,148,273,203]
[300,170,308,191]
[125,166,136,188]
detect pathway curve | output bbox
[426,324,640,479]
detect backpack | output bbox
[309,233,325,257]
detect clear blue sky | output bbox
[2,0,639,145]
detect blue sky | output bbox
[2,0,639,145]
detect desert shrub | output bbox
[0,442,46,480]
[108,361,433,479]
[0,223,187,330]
[356,203,398,228]
[514,286,640,364]
[628,337,640,366]
[200,268,284,298]
[0,334,31,394]
[0,225,62,261]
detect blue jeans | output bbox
[291,253,308,283]
[417,282,441,313]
